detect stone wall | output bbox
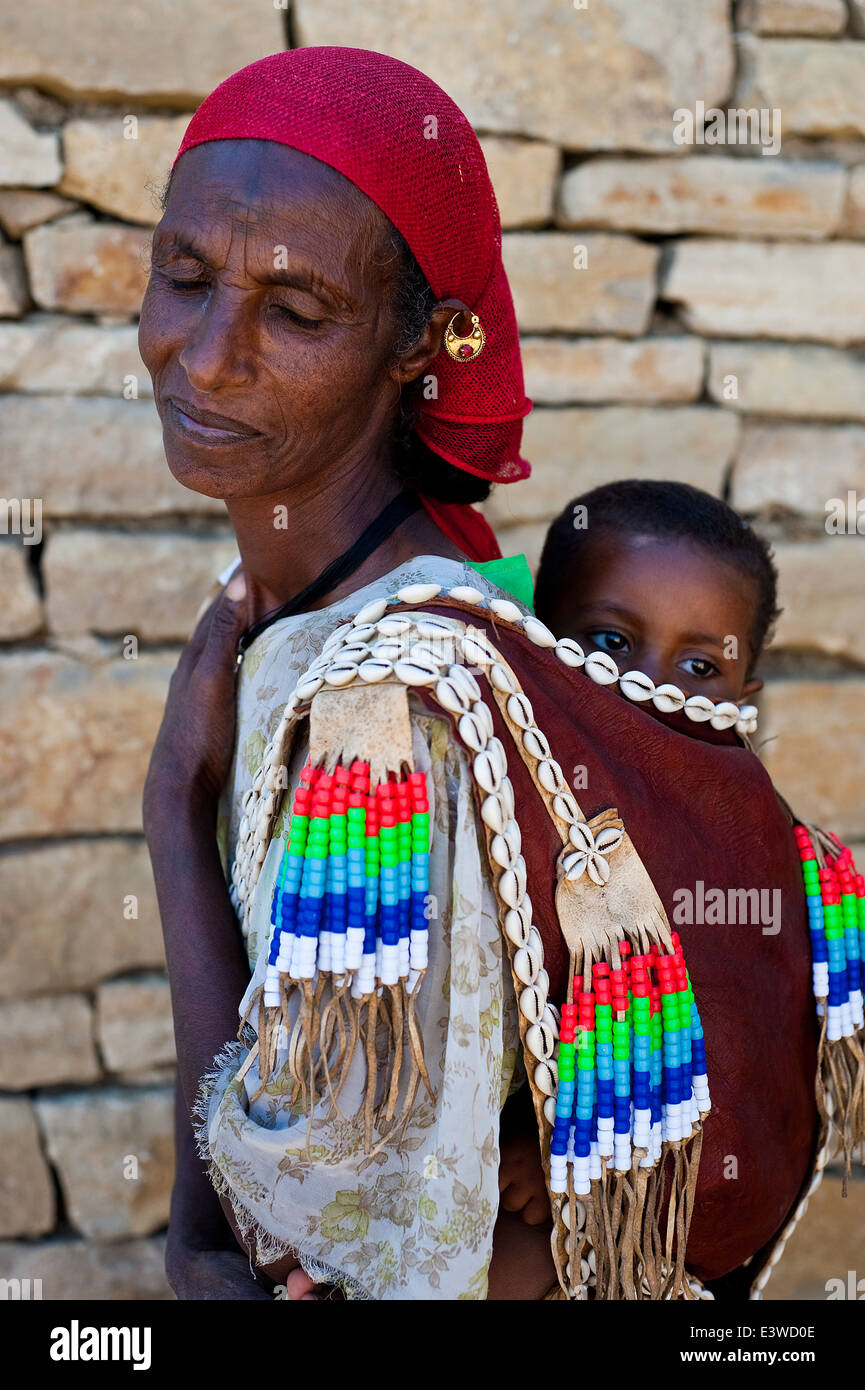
[1,1,863,1301]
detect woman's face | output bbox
[139,140,408,501]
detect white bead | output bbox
[619,669,655,702]
[358,658,393,683]
[584,650,619,685]
[489,662,517,694]
[353,597,389,625]
[323,664,359,688]
[555,638,585,668]
[394,657,440,686]
[447,585,485,605]
[521,616,557,648]
[490,598,523,624]
[683,694,715,722]
[652,682,686,713]
[396,582,441,604]
[295,673,324,701]
[709,700,740,730]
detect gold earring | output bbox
[444,311,485,363]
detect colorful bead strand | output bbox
[550,939,709,1195]
[795,826,865,1037]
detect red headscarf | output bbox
[172,47,532,562]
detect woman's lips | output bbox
[167,398,263,446]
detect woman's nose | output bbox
[178,286,254,391]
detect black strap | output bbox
[237,490,423,657]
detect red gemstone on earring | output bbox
[458,344,474,358]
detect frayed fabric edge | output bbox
[191,1038,373,1301]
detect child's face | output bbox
[543,532,763,703]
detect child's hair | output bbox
[534,479,781,669]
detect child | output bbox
[496,479,782,1255]
[533,478,780,707]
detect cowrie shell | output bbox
[587,853,611,886]
[333,643,370,665]
[472,701,495,741]
[502,819,521,856]
[526,924,542,957]
[238,815,250,843]
[505,902,531,944]
[553,793,580,823]
[499,867,523,909]
[543,1096,557,1125]
[683,694,715,722]
[542,1003,560,1038]
[523,727,551,760]
[522,616,557,648]
[417,615,455,638]
[534,1060,558,1097]
[353,598,388,625]
[447,585,484,605]
[738,703,759,723]
[538,759,565,795]
[527,1021,555,1061]
[296,673,324,701]
[563,850,588,881]
[448,664,481,703]
[490,598,524,624]
[396,582,441,604]
[372,638,406,662]
[499,777,515,821]
[358,658,393,683]
[594,826,624,855]
[514,943,541,984]
[568,821,595,852]
[481,794,505,834]
[584,650,619,685]
[323,621,354,651]
[461,633,495,668]
[710,700,740,730]
[394,657,439,686]
[408,642,447,668]
[619,669,656,702]
[474,749,503,794]
[241,788,256,811]
[348,622,378,643]
[487,737,508,779]
[519,985,544,1024]
[561,1199,587,1232]
[491,833,517,870]
[653,683,686,713]
[555,638,585,668]
[435,678,470,715]
[377,615,412,637]
[506,692,534,730]
[489,662,517,694]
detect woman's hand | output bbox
[143,571,253,822]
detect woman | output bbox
[141,48,845,1302]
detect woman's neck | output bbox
[225,460,468,619]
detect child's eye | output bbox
[590,630,630,655]
[681,656,720,680]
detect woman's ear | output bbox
[391,299,471,385]
[742,675,763,697]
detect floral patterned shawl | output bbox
[203,556,530,1299]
